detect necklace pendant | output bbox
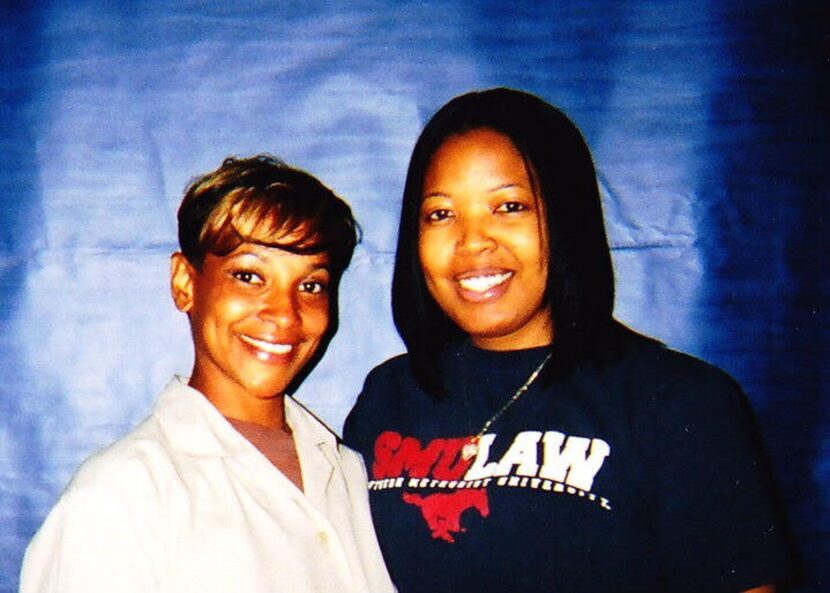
[459,352,552,463]
[461,438,479,461]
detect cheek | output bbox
[191,287,231,324]
[418,231,447,281]
[301,301,331,338]
[210,292,255,322]
[514,231,548,272]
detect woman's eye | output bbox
[232,270,263,285]
[424,208,453,222]
[495,201,528,214]
[299,281,326,294]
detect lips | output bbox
[239,334,294,356]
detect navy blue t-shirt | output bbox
[344,335,795,593]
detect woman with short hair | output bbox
[21,155,395,593]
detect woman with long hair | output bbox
[345,88,795,593]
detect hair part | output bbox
[392,87,628,396]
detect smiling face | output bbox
[171,241,331,420]
[418,128,552,351]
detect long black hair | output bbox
[392,87,630,396]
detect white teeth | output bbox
[240,335,293,355]
[458,272,511,293]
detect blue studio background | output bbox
[1,1,827,590]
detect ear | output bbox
[170,252,197,313]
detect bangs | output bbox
[178,153,358,272]
[200,185,327,258]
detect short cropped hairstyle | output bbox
[392,88,630,395]
[177,154,358,277]
[176,154,359,393]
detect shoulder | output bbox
[363,352,413,385]
[20,419,178,592]
[343,353,417,450]
[612,332,743,401]
[24,419,173,548]
[585,331,760,444]
[62,415,177,511]
[609,335,769,469]
[283,396,370,486]
[336,441,370,483]
[285,395,365,467]
[356,352,419,405]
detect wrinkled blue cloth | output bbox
[1,1,825,592]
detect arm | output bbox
[653,354,795,591]
[21,470,164,593]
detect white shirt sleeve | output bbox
[20,475,166,593]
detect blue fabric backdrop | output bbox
[1,1,827,590]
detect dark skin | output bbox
[418,129,777,593]
[170,241,333,493]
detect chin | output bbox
[459,318,517,339]
[240,376,293,399]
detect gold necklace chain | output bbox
[461,352,553,460]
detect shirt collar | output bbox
[154,376,339,461]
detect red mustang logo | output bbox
[402,490,490,543]
[372,431,485,543]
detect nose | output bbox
[259,286,301,329]
[457,214,496,254]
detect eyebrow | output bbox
[226,249,267,263]
[422,182,527,200]
[487,182,525,193]
[227,246,331,266]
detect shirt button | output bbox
[318,530,329,551]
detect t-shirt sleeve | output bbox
[654,360,796,592]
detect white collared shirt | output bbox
[20,377,395,593]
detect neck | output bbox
[188,375,289,431]
[470,318,554,351]
[224,401,289,432]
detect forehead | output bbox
[423,129,530,192]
